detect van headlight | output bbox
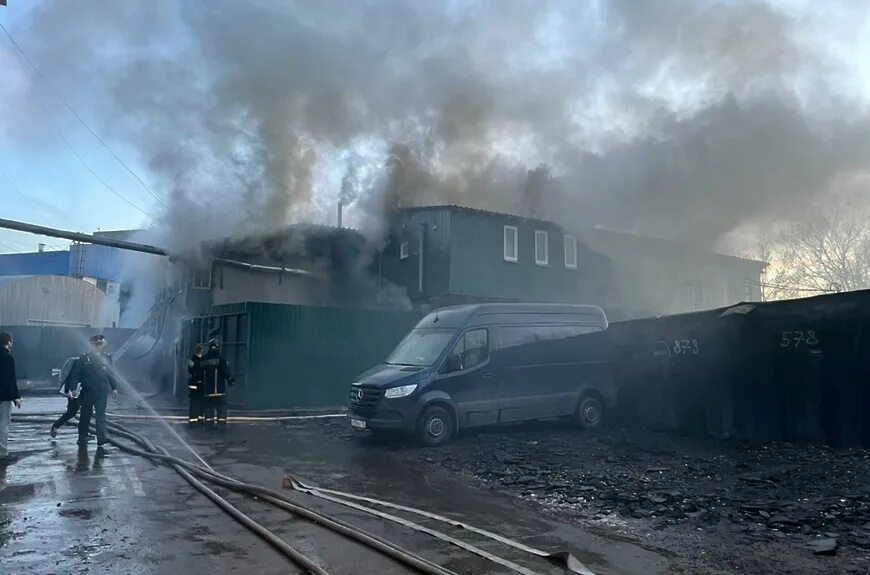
[384,384,417,399]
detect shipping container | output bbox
[609,290,870,446]
[179,302,422,410]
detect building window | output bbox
[535,230,549,266]
[564,234,578,269]
[192,267,212,290]
[400,241,409,260]
[503,225,518,262]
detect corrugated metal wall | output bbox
[0,275,120,327]
[244,303,421,409]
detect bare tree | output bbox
[760,202,870,300]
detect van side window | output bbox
[449,329,490,371]
[498,325,601,350]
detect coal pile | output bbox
[391,424,870,554]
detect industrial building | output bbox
[170,206,766,322]
[165,207,767,409]
[0,230,153,326]
[381,206,766,320]
[0,275,119,327]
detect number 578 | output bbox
[780,330,819,348]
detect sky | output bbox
[0,2,154,253]
[1,0,869,256]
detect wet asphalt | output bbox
[1,397,671,574]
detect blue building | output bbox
[0,233,137,320]
[0,250,70,276]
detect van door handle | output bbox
[481,373,492,379]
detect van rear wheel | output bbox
[416,405,454,447]
[576,394,604,430]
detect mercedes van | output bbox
[348,303,614,446]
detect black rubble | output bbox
[325,419,870,573]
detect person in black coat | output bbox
[202,339,233,425]
[51,356,82,438]
[69,335,118,448]
[187,344,205,425]
[0,332,21,461]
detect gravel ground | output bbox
[322,418,870,574]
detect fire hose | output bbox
[14,414,458,575]
[19,410,346,423]
[14,414,595,575]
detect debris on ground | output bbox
[805,538,838,555]
[320,419,870,574]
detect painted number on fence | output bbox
[779,330,819,348]
[673,339,699,355]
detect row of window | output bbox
[504,226,578,269]
[397,226,579,269]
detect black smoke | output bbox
[5,0,869,250]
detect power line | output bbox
[1,29,154,218]
[0,163,52,222]
[0,20,166,209]
[51,120,155,218]
[0,240,22,253]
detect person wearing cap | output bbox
[201,338,233,426]
[70,334,118,449]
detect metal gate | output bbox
[178,309,250,408]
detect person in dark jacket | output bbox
[202,339,233,425]
[187,344,205,425]
[71,335,118,449]
[0,332,21,462]
[51,357,81,438]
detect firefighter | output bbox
[202,338,233,425]
[71,335,118,449]
[187,344,205,425]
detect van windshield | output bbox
[386,328,456,367]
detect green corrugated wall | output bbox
[245,303,421,409]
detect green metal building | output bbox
[381,205,765,320]
[382,205,615,310]
[181,302,420,410]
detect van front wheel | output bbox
[576,394,604,430]
[416,405,454,446]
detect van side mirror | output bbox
[445,353,463,374]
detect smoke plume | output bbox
[6,0,870,251]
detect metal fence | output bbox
[608,290,870,447]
